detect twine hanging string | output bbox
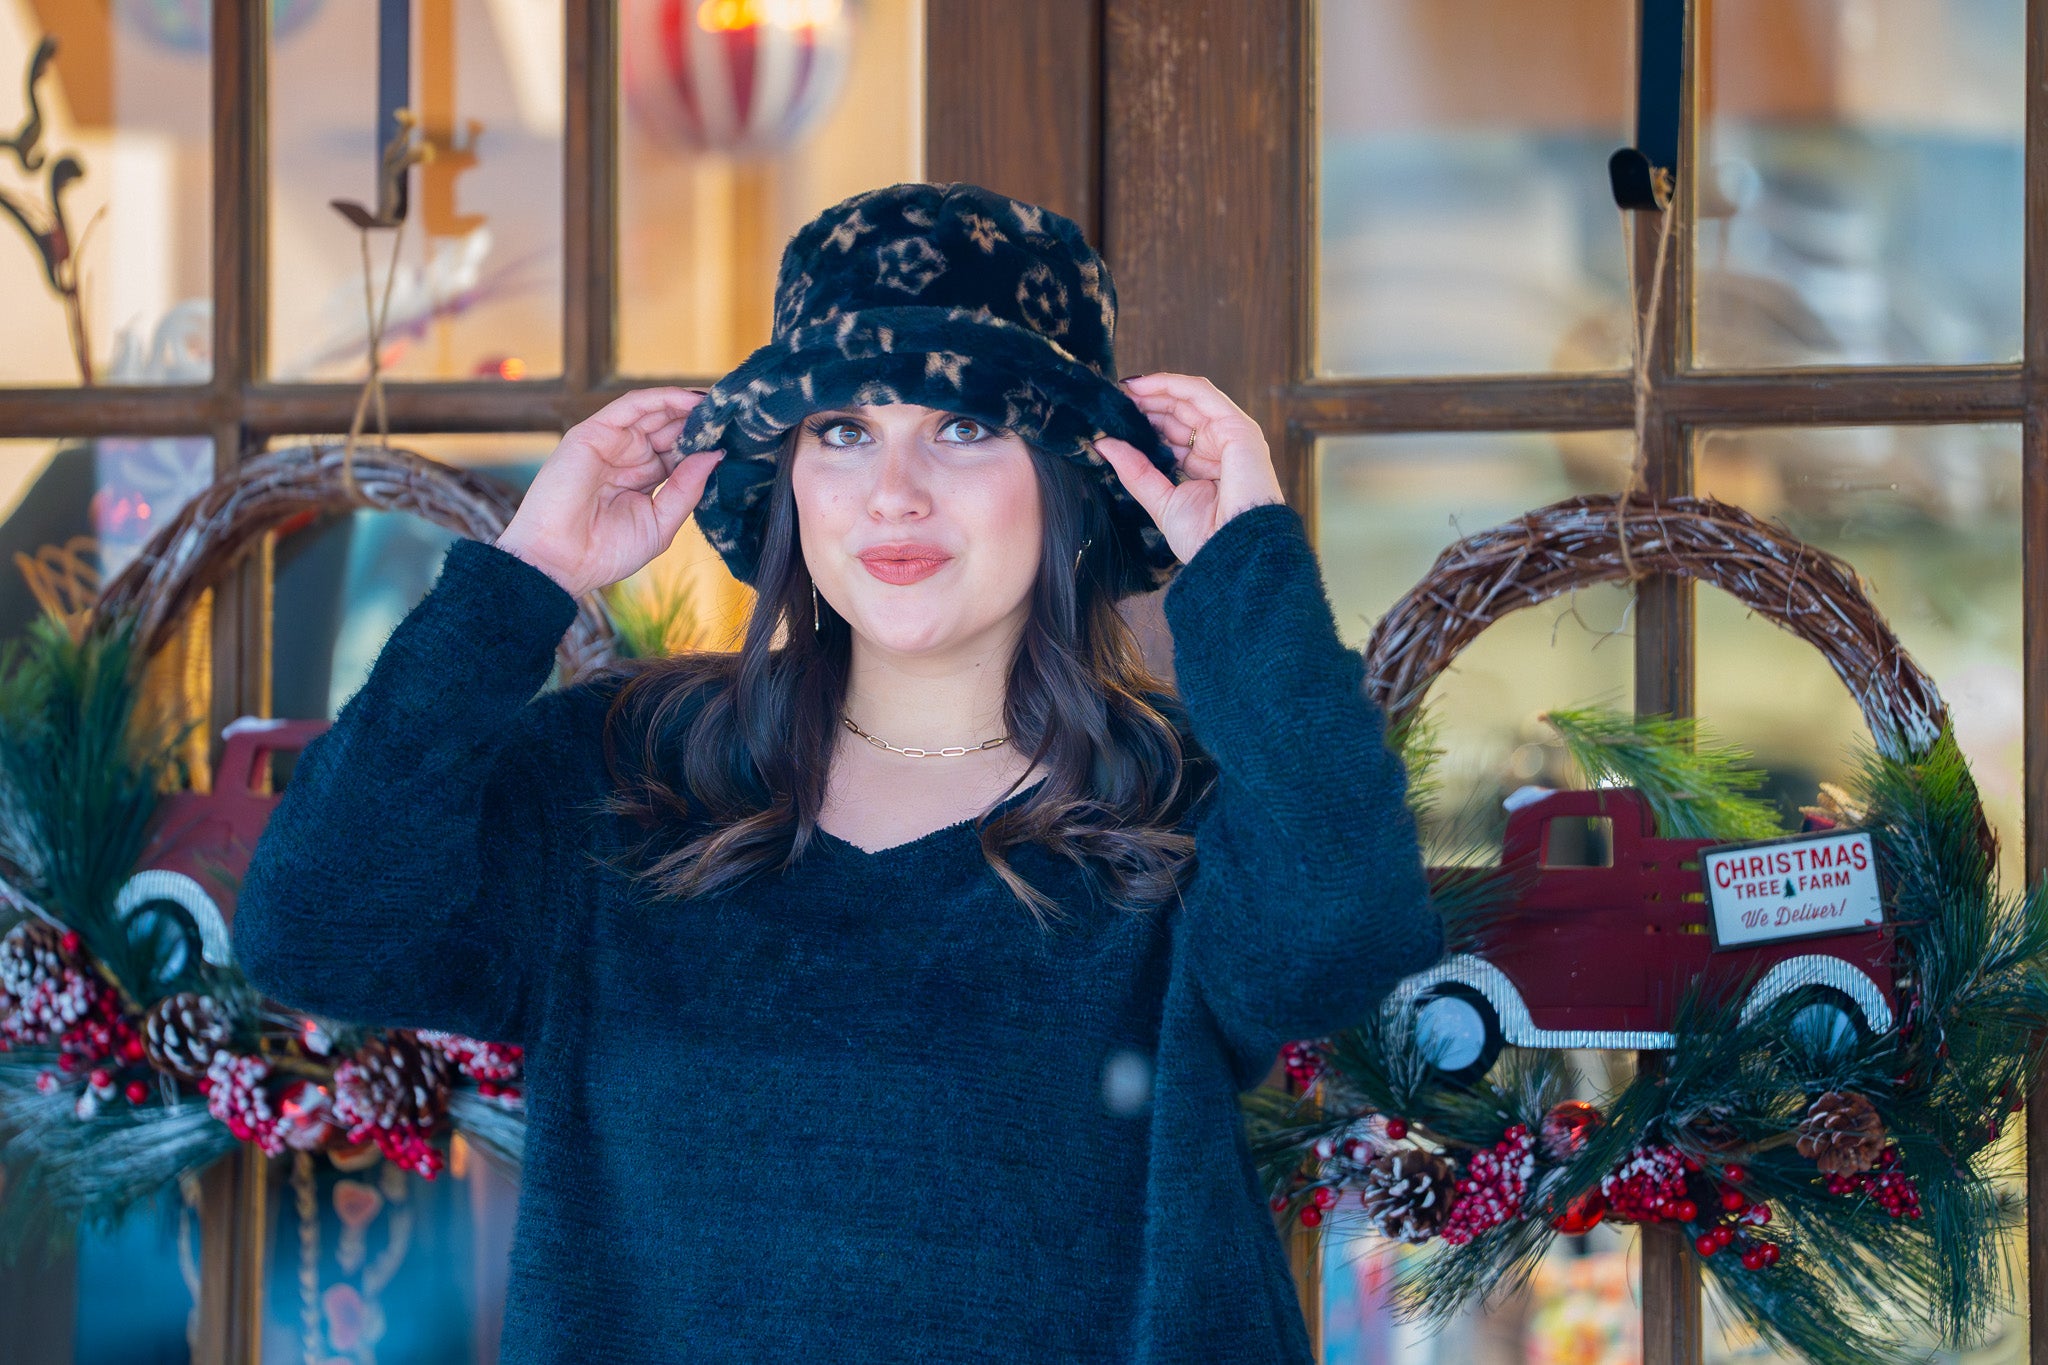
[1615,165,1678,583]
[330,110,437,504]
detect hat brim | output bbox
[676,306,1181,597]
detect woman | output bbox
[233,183,1443,1363]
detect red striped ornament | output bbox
[622,0,854,157]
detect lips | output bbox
[856,544,954,586]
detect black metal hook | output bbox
[1609,0,1685,210]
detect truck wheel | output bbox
[1780,987,1867,1055]
[1414,983,1504,1086]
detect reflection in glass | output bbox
[1695,425,2022,887]
[615,0,922,376]
[1316,0,1634,377]
[267,2,564,382]
[257,1138,519,1364]
[0,435,214,638]
[0,4,213,386]
[1320,1057,1641,1365]
[1695,0,2023,368]
[1316,431,1634,853]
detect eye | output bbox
[939,416,990,443]
[811,419,868,448]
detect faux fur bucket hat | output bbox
[675,181,1182,599]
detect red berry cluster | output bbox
[1825,1144,1921,1219]
[1441,1125,1535,1246]
[1600,1144,1692,1222]
[417,1029,525,1102]
[4,934,156,1115]
[1280,1039,1327,1089]
[332,1057,448,1179]
[202,1051,287,1155]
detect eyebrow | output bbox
[804,409,997,427]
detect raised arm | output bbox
[232,387,728,1044]
[1094,374,1443,1090]
[231,537,599,1044]
[1163,503,1443,1089]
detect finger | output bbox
[588,386,707,433]
[1129,404,1197,452]
[640,417,691,466]
[1092,437,1177,524]
[1130,389,1243,445]
[1122,372,1251,426]
[663,448,726,510]
[652,462,706,542]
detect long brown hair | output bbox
[586,428,1209,924]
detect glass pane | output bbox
[1695,0,2024,368]
[1317,430,1636,830]
[257,1139,518,1363]
[616,0,923,377]
[1695,425,2021,880]
[0,5,213,386]
[0,1176,205,1363]
[267,2,563,382]
[1695,424,2024,1358]
[1316,1,1634,377]
[0,435,215,636]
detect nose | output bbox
[866,436,931,523]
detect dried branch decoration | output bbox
[91,442,620,684]
[1360,493,1946,760]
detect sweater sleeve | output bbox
[1164,501,1446,1091]
[230,535,594,1046]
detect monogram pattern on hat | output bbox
[677,182,1184,598]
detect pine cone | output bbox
[333,1032,453,1139]
[1360,1149,1456,1243]
[143,992,235,1081]
[1796,1090,1886,1175]
[0,920,73,1000]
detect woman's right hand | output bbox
[493,388,725,598]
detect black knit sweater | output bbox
[231,501,1444,1363]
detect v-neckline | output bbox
[812,779,1047,861]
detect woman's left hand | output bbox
[1093,372,1286,565]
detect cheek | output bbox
[954,462,1043,591]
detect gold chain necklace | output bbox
[841,714,1009,759]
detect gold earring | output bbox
[1074,538,1093,574]
[812,583,821,633]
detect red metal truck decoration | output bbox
[113,717,330,986]
[1389,787,1898,1079]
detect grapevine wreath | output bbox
[0,441,649,1263]
[1245,493,2048,1364]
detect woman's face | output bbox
[792,403,1044,658]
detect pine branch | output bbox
[1543,707,1784,841]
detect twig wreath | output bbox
[1245,493,2046,1365]
[0,442,636,1263]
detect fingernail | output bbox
[1119,373,1145,383]
[685,387,710,395]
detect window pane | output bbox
[1314,432,1644,1360]
[1694,0,2024,368]
[0,434,214,635]
[0,5,212,386]
[267,1,563,382]
[1694,424,2025,1355]
[615,0,923,377]
[1317,430,1635,828]
[256,1141,518,1363]
[1315,1,1635,377]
